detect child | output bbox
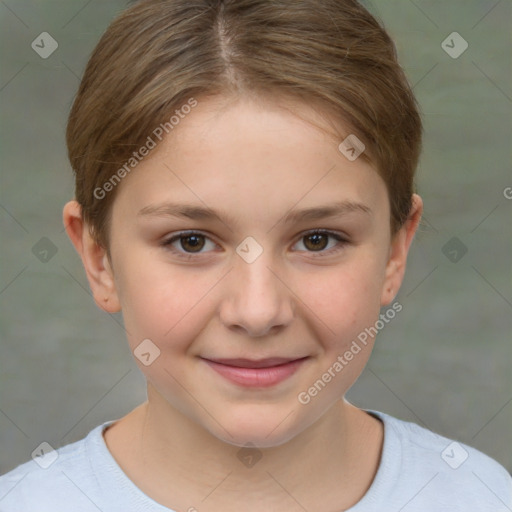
[1,0,510,510]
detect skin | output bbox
[64,94,423,511]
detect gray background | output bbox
[1,0,511,475]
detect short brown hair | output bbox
[66,0,422,250]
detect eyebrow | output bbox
[137,200,372,226]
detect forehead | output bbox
[111,95,389,227]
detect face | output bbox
[98,95,407,448]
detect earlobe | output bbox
[380,194,423,306]
[62,200,121,313]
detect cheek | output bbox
[116,256,221,355]
[291,261,385,404]
[295,256,385,345]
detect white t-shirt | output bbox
[1,410,510,511]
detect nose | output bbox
[219,252,294,338]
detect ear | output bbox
[380,194,423,306]
[63,200,121,313]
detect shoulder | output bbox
[368,410,512,511]
[0,424,109,512]
[387,411,510,478]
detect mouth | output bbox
[200,356,310,388]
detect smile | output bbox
[200,356,310,388]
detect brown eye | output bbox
[292,230,348,256]
[303,232,329,251]
[179,234,205,252]
[162,231,217,257]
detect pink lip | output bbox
[201,357,309,388]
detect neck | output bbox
[104,386,383,511]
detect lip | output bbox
[201,356,309,388]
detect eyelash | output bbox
[161,229,349,260]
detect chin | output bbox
[206,408,304,449]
